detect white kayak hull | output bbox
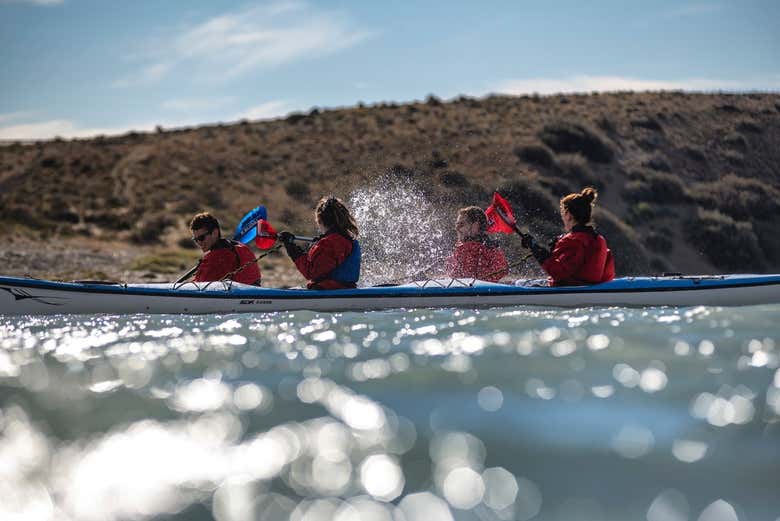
[1,275,779,316]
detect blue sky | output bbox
[1,0,778,140]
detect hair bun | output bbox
[580,187,597,204]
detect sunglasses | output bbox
[191,230,212,243]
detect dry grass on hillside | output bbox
[1,91,779,281]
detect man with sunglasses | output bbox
[188,212,262,285]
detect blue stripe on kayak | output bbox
[1,275,780,300]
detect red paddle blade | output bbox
[255,219,278,249]
[485,192,516,233]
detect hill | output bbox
[1,91,779,285]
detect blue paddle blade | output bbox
[233,205,267,243]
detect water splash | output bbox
[349,177,452,286]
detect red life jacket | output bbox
[446,237,509,282]
[194,239,262,285]
[294,232,357,289]
[541,226,614,286]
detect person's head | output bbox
[455,206,487,242]
[189,212,222,252]
[560,187,598,231]
[315,196,359,239]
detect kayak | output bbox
[1,274,779,316]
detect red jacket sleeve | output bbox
[294,234,352,282]
[542,235,585,284]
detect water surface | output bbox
[1,304,779,521]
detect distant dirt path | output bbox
[109,146,152,208]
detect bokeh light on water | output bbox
[1,304,779,520]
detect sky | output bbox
[1,0,778,140]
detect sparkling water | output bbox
[1,304,779,521]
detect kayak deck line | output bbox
[1,274,780,315]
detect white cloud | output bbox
[490,75,780,95]
[0,101,293,140]
[115,1,371,86]
[0,110,39,124]
[0,119,152,141]
[0,116,214,141]
[234,101,293,121]
[112,63,172,88]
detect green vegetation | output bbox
[686,209,765,271]
[538,121,614,163]
[1,91,779,277]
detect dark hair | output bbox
[458,206,488,233]
[189,212,220,233]
[316,196,359,239]
[561,187,598,225]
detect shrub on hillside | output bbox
[753,220,780,266]
[498,177,560,224]
[554,153,599,189]
[284,179,310,200]
[723,132,748,152]
[84,210,132,230]
[386,163,417,180]
[513,143,555,168]
[643,155,671,172]
[596,116,617,134]
[680,145,706,162]
[130,214,174,244]
[538,176,573,198]
[630,118,664,132]
[716,104,741,114]
[722,150,745,166]
[596,209,650,275]
[625,201,657,224]
[623,170,689,204]
[735,119,762,134]
[440,171,469,187]
[688,174,780,221]
[685,209,765,271]
[537,121,614,163]
[39,195,78,222]
[644,231,673,254]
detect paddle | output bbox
[174,205,268,283]
[485,192,527,238]
[255,219,316,248]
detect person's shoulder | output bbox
[232,240,252,251]
[556,233,585,247]
[322,232,353,246]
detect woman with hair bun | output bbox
[521,187,615,286]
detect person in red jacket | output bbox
[279,196,361,290]
[521,187,615,286]
[446,206,509,282]
[189,213,262,285]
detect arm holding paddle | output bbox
[486,192,550,263]
[274,196,361,290]
[487,188,615,286]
